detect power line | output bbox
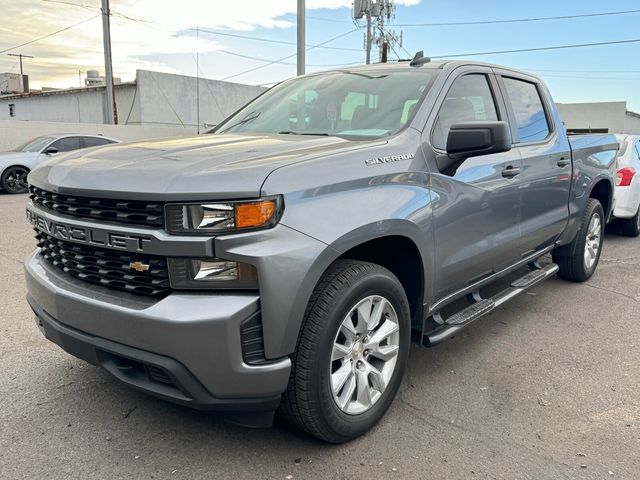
[216,48,363,67]
[221,28,360,81]
[0,15,99,54]
[431,38,640,59]
[193,27,363,52]
[390,8,640,27]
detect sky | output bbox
[1,0,640,111]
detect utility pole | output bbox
[365,9,372,64]
[7,53,34,92]
[297,0,305,75]
[101,0,118,124]
[196,25,200,134]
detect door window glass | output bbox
[81,136,113,148]
[432,74,499,150]
[49,136,81,152]
[502,77,550,143]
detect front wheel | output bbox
[553,198,605,282]
[1,166,30,194]
[280,260,411,443]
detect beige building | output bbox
[556,101,640,135]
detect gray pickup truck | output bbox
[24,55,617,443]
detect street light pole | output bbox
[101,0,118,124]
[297,0,305,76]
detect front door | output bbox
[426,70,523,300]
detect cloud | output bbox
[0,0,421,89]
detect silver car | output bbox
[0,134,118,194]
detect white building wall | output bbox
[0,84,136,124]
[134,70,265,128]
[0,70,265,128]
[556,102,627,133]
[623,113,640,135]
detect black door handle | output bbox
[502,166,521,178]
[557,157,571,167]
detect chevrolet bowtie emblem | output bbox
[129,261,150,272]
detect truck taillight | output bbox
[616,167,636,187]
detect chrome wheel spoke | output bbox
[331,362,353,395]
[355,298,373,333]
[370,344,399,361]
[368,319,398,346]
[336,373,357,410]
[332,343,350,361]
[355,370,372,408]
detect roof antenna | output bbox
[410,50,431,67]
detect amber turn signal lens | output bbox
[234,200,276,229]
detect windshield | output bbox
[215,69,438,139]
[13,136,54,153]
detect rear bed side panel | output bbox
[555,134,617,248]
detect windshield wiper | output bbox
[277,131,331,136]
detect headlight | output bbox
[165,197,283,234]
[169,258,258,289]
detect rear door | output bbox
[426,67,523,299]
[495,72,572,253]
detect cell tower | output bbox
[353,0,404,63]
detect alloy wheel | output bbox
[584,212,602,270]
[3,167,29,194]
[330,295,400,415]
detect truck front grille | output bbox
[35,230,171,297]
[29,186,165,228]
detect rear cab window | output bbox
[501,77,551,143]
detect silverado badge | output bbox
[365,153,415,166]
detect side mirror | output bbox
[42,147,59,155]
[436,121,512,175]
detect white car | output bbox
[613,134,640,236]
[0,134,119,194]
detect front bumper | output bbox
[25,251,291,409]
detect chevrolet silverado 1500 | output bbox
[25,54,617,443]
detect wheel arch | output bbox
[588,177,613,221]
[278,221,432,357]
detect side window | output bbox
[634,140,640,160]
[49,136,81,152]
[81,136,112,148]
[432,74,499,150]
[502,77,550,143]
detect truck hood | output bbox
[28,133,380,200]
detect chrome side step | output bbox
[423,263,559,346]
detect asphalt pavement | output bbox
[1,192,638,479]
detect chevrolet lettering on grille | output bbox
[26,208,152,252]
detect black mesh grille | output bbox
[35,230,171,297]
[29,186,165,228]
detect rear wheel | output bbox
[620,207,640,237]
[280,260,411,443]
[553,199,604,282]
[1,166,30,194]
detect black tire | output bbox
[1,166,30,194]
[280,260,411,443]
[620,207,640,237]
[553,198,605,282]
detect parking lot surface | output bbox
[1,192,638,479]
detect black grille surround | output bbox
[29,186,165,228]
[35,230,171,297]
